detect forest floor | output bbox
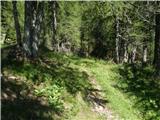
[1,52,160,120]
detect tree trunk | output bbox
[52,1,57,33]
[142,43,147,63]
[12,1,22,47]
[115,16,120,63]
[123,42,128,63]
[142,1,150,64]
[50,1,58,51]
[23,1,43,58]
[32,2,44,57]
[23,1,33,57]
[131,47,136,63]
[154,12,160,71]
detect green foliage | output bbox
[57,2,82,47]
[118,64,160,120]
[2,1,160,120]
[1,1,24,45]
[2,52,93,118]
[16,1,24,35]
[34,84,64,111]
[2,1,156,62]
[1,1,16,43]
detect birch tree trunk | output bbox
[142,1,150,64]
[123,42,128,63]
[142,43,147,63]
[131,47,137,63]
[115,16,120,63]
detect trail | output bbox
[77,68,120,120]
[82,69,119,120]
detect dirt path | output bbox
[86,74,119,120]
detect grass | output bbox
[2,52,160,120]
[70,58,143,120]
[1,52,100,120]
[87,63,142,120]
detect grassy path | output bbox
[69,57,142,120]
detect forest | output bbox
[1,1,160,120]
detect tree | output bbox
[154,12,160,72]
[23,1,33,57]
[23,1,44,58]
[56,1,82,53]
[49,1,58,51]
[115,16,120,63]
[32,2,44,57]
[2,1,158,65]
[12,1,22,47]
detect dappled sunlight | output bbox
[1,1,160,119]
[1,53,97,119]
[118,64,160,120]
[1,76,57,120]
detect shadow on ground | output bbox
[85,88,108,107]
[1,76,57,120]
[117,64,160,120]
[1,54,95,120]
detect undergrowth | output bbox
[2,52,160,120]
